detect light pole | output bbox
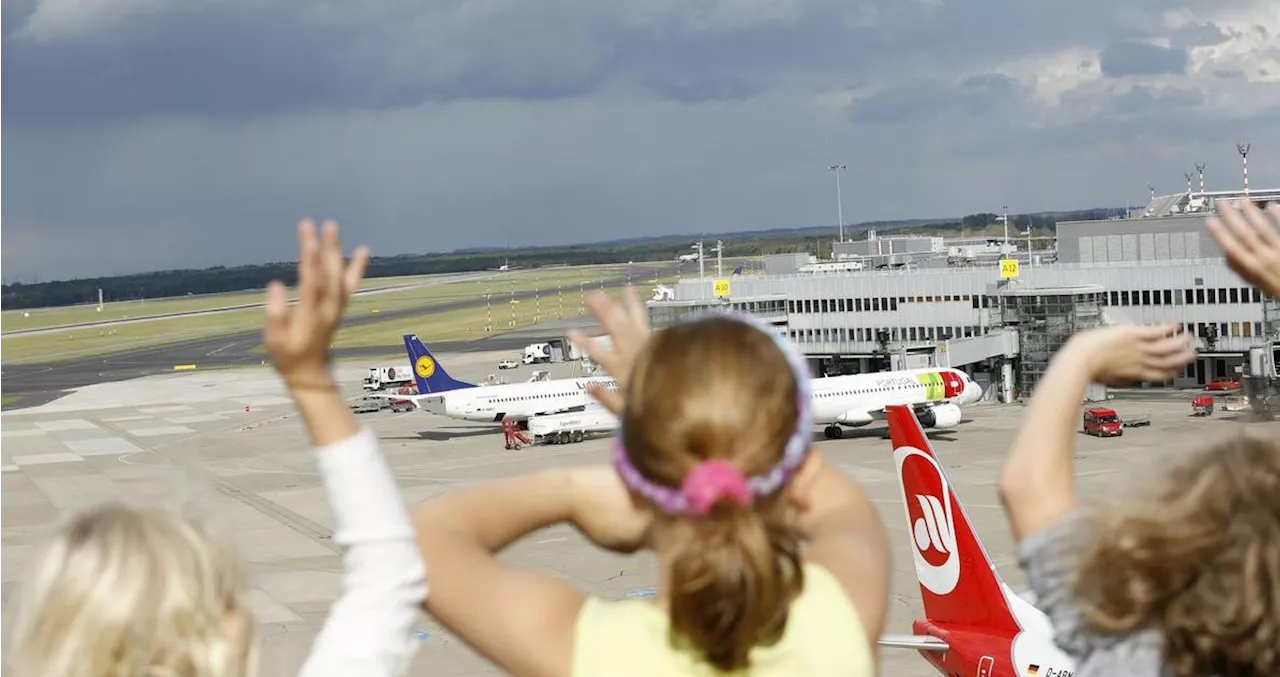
[1001,205,1009,254]
[828,165,847,243]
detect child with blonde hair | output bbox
[9,220,427,677]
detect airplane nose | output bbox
[962,379,983,404]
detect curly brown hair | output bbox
[1072,432,1280,676]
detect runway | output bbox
[1,260,722,410]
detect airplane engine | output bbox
[917,403,962,429]
[836,409,874,427]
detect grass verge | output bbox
[1,267,673,365]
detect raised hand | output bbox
[1066,323,1196,386]
[1207,202,1280,299]
[567,287,652,415]
[265,219,370,385]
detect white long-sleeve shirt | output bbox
[297,427,429,677]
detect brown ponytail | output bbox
[620,316,809,671]
[667,502,804,671]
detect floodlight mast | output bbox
[1195,163,1206,201]
[828,164,847,243]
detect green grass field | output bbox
[1,265,671,365]
[333,273,679,349]
[0,273,473,332]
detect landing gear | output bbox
[823,425,844,440]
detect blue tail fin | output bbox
[402,335,476,393]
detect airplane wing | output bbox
[877,634,950,651]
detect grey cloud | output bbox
[1099,42,1189,77]
[4,0,1279,281]
[1170,22,1230,48]
[847,72,1029,124]
[1110,85,1205,115]
[1213,68,1247,80]
[5,0,1244,124]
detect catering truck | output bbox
[527,408,618,445]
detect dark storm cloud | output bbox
[1099,42,1190,77]
[3,0,1277,281]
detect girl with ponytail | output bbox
[413,290,891,676]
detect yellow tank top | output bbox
[571,562,874,677]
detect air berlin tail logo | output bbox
[913,494,952,556]
[895,445,960,595]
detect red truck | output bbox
[1083,407,1123,437]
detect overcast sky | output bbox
[4,0,1279,282]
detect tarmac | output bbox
[1,350,1269,676]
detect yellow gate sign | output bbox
[713,278,731,298]
[999,259,1020,279]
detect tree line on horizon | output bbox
[1,208,1117,310]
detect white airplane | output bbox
[525,365,984,443]
[488,258,522,272]
[385,335,616,425]
[811,367,984,439]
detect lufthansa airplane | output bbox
[381,335,616,425]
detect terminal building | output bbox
[646,187,1280,403]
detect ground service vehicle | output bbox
[498,359,518,370]
[527,408,618,445]
[362,366,414,391]
[1083,407,1123,437]
[1192,395,1215,416]
[1122,413,1151,427]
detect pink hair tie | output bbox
[682,460,753,516]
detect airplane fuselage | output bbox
[810,368,982,426]
[423,376,618,422]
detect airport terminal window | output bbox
[890,298,899,311]
[1220,288,1228,302]
[1196,289,1206,304]
[1208,289,1218,303]
[1244,322,1253,338]
[1256,322,1264,336]
[1230,288,1239,303]
[1142,290,1151,305]
[1185,288,1195,304]
[1231,322,1241,337]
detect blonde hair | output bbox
[1073,433,1280,676]
[9,502,258,677]
[622,316,804,671]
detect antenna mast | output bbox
[1195,162,1206,202]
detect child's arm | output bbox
[412,466,649,677]
[999,325,1194,542]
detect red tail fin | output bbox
[885,405,1021,632]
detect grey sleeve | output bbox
[1016,510,1169,676]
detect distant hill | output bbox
[1,208,1121,310]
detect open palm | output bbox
[567,287,652,415]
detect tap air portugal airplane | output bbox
[380,335,617,424]
[877,404,1077,677]
[811,368,984,439]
